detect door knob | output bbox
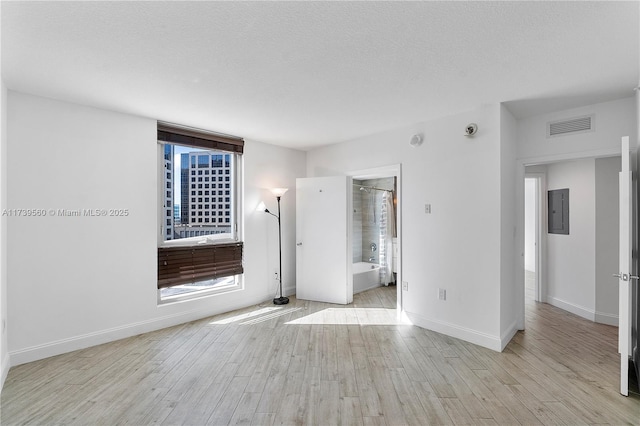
[296,242,303,246]
[613,273,638,281]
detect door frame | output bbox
[515,148,621,330]
[524,173,547,303]
[347,164,403,313]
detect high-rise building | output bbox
[163,144,174,240]
[180,153,190,225]
[176,150,233,238]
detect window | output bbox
[158,122,244,303]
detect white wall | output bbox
[518,97,636,162]
[546,159,596,320]
[243,139,304,299]
[499,105,518,346]
[594,156,621,325]
[6,91,306,365]
[0,79,8,390]
[307,104,507,351]
[0,1,8,389]
[524,179,536,272]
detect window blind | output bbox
[157,122,244,154]
[157,242,243,289]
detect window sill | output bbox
[160,235,237,248]
[157,276,243,305]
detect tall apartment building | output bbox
[163,144,174,240]
[177,151,233,238]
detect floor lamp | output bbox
[261,188,289,305]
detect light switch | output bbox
[438,288,446,300]
[425,204,431,214]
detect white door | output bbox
[617,135,635,396]
[296,176,353,304]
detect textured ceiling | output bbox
[2,1,638,150]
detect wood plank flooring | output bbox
[1,286,639,425]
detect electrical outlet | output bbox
[274,270,279,281]
[438,288,446,301]
[402,281,408,291]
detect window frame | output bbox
[156,123,244,304]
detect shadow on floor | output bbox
[630,360,640,397]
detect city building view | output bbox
[162,144,233,241]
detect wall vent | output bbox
[547,114,594,138]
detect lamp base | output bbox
[273,296,289,305]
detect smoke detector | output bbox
[464,123,478,137]
[409,134,423,147]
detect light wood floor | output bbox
[2,286,639,425]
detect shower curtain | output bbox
[380,192,395,285]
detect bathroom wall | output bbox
[352,180,363,263]
[359,177,394,263]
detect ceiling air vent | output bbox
[547,114,594,138]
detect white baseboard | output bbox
[283,285,296,298]
[9,295,269,367]
[546,296,595,321]
[405,311,503,352]
[595,311,618,326]
[500,320,519,351]
[0,352,9,392]
[354,283,382,295]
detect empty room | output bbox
[1,1,639,425]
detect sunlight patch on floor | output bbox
[209,306,282,325]
[240,307,303,325]
[286,308,412,325]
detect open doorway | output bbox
[524,174,544,302]
[348,165,402,312]
[524,178,537,301]
[522,158,621,320]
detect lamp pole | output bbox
[262,188,289,305]
[274,195,288,305]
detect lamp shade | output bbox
[270,188,289,197]
[256,201,267,212]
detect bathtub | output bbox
[353,262,381,294]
